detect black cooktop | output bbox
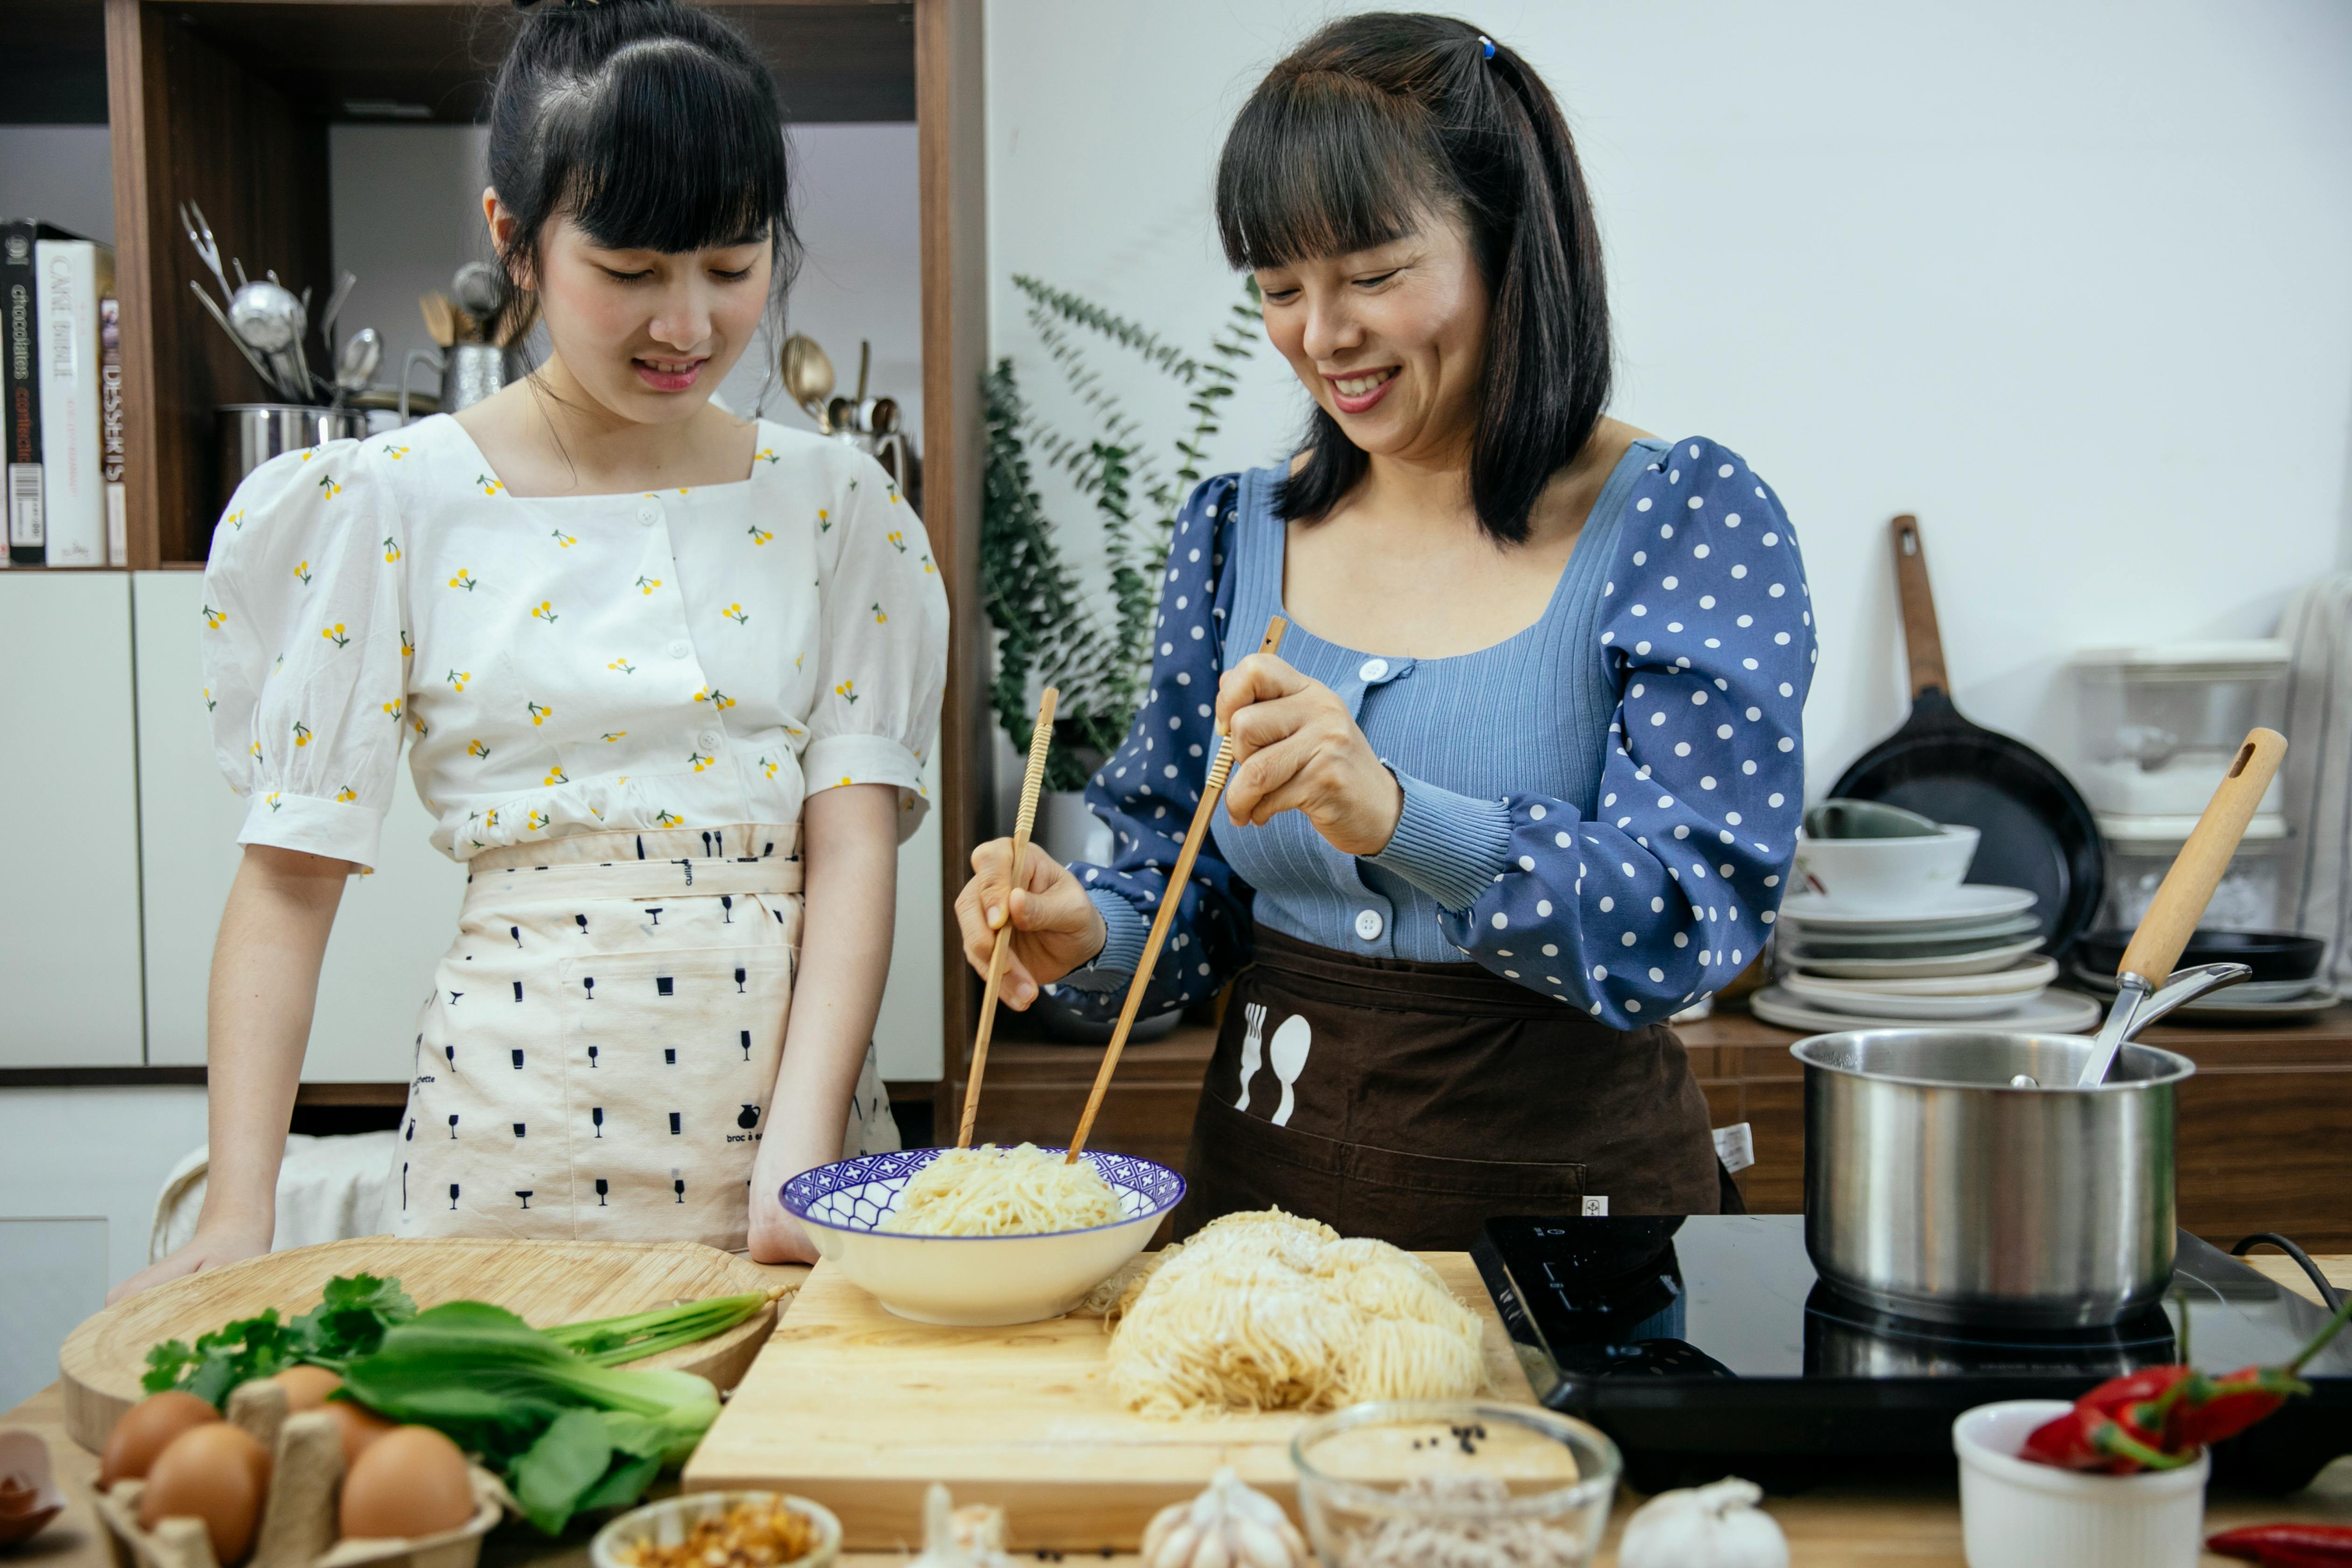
[1473,1215,2352,1493]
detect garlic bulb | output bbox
[908,1483,1016,1568]
[1617,1477,1788,1568]
[1141,1468,1309,1568]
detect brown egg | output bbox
[139,1422,270,1565]
[98,1391,220,1488]
[270,1364,343,1411]
[322,1399,397,1468]
[339,1426,475,1540]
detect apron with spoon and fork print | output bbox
[1167,927,1733,1251]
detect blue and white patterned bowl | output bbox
[781,1148,1185,1326]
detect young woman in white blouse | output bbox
[112,0,946,1299]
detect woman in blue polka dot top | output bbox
[956,13,1816,1246]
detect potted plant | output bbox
[980,279,1255,1041]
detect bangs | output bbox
[1215,73,1455,271]
[551,39,788,256]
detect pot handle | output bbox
[1890,515,1951,700]
[2115,728,2289,987]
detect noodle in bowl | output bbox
[782,1147,1185,1325]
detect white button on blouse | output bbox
[1354,908,1385,941]
[1358,657,1389,682]
[202,416,948,869]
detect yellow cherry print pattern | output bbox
[449,569,477,591]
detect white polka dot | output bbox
[1727,812,1743,826]
[1649,967,1665,982]
[1716,724,1734,739]
[1743,658,1759,670]
[1633,550,1647,566]
[1764,874,1780,887]
[1593,965,1608,980]
[1674,742,1691,756]
[1531,803,1547,819]
[1731,565,1747,579]
[1737,615,1753,628]
[1625,999,1642,1012]
[1650,713,1666,726]
[1688,444,1701,458]
[1542,943,1558,956]
[1674,931,1689,948]
[1621,931,1637,946]
[1762,532,1779,546]
[1189,548,1200,561]
[1768,792,1785,808]
[1536,900,1552,917]
[1743,760,1758,774]
[1670,469,1681,483]
[1599,896,1614,912]
[1601,631,1616,645]
[1661,524,1676,539]
[1519,855,1535,871]
[1651,896,1666,912]
[1724,512,1741,527]
[1779,682,1794,697]
[1621,861,1636,876]
[1733,950,1744,965]
[1720,829,1735,844]
[1775,632,1791,644]
[1198,703,1211,717]
[1700,594,1716,608]
[1492,912,1509,929]
[1176,595,1189,609]
[1687,495,1704,510]
[1769,583,1786,598]
[1635,641,1652,655]
[1692,691,1708,706]
[1669,623,1684,634]
[1163,764,1177,777]
[1555,831,1572,847]
[1746,706,1762,721]
[1778,736,1795,752]
[1663,575,1678,589]
[1177,672,1190,686]
[1673,824,1690,838]
[1762,910,1777,924]
[1160,642,1173,655]
[1505,970,1519,979]
[1637,497,1652,512]
[1717,463,1733,477]
[1694,545,1710,559]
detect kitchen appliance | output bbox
[1831,516,2104,960]
[1474,1214,2352,1494]
[217,403,368,507]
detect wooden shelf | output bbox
[956,1003,2352,1248]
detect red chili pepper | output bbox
[2206,1523,2352,1566]
[2019,1365,2198,1474]
[2168,1291,2352,1452]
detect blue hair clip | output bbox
[1479,34,1495,59]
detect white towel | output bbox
[2279,574,2352,998]
[149,1133,401,1265]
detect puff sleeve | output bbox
[1367,438,1817,1023]
[802,455,950,842]
[202,440,412,871]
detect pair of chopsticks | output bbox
[956,614,1288,1160]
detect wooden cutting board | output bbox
[59,1237,786,1452]
[683,1252,1535,1551]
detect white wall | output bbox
[0,125,115,244]
[984,0,2352,796]
[328,122,923,437]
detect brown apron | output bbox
[1171,927,1736,1250]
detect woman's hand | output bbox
[1217,653,1404,856]
[106,1215,273,1305]
[954,840,1107,1008]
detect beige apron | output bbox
[382,823,897,1249]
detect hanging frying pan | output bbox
[1829,515,2105,961]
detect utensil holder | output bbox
[217,405,368,510]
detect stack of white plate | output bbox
[1752,885,2102,1033]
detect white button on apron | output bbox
[669,640,691,659]
[636,501,661,526]
[1359,657,1389,682]
[1354,908,1385,941]
[698,730,721,750]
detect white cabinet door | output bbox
[133,573,462,1081]
[873,750,944,1083]
[0,573,143,1067]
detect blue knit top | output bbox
[1053,435,1818,1028]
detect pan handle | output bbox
[1890,515,1951,700]
[2116,728,2289,986]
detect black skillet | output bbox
[1828,515,2105,962]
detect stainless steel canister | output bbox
[1793,1030,2195,1328]
[217,404,369,509]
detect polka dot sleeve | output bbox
[1439,439,1816,1025]
[1048,475,1253,1017]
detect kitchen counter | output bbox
[9,1255,2350,1568]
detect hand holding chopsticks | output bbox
[958,686,1057,1148]
[1068,616,1288,1161]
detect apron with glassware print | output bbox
[382,823,897,1249]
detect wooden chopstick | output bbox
[958,686,1058,1148]
[1069,616,1288,1160]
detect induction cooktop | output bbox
[1473,1215,2352,1493]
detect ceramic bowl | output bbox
[781,1147,1185,1325]
[1792,824,1981,910]
[1953,1400,2206,1568]
[590,1491,839,1568]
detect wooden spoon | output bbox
[1069,616,1288,1160]
[959,686,1058,1148]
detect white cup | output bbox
[1791,824,1980,910]
[1953,1400,2207,1568]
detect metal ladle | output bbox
[333,327,383,403]
[780,333,835,432]
[2076,728,2289,1085]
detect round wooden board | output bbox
[59,1236,783,1453]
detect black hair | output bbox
[487,0,800,334]
[1215,13,1611,546]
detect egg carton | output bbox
[93,1380,504,1568]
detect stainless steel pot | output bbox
[1795,1029,2195,1327]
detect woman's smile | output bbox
[633,354,710,393]
[1324,365,1399,413]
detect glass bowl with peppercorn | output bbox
[590,1491,840,1568]
[1288,1400,1621,1567]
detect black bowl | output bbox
[2076,928,2324,985]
